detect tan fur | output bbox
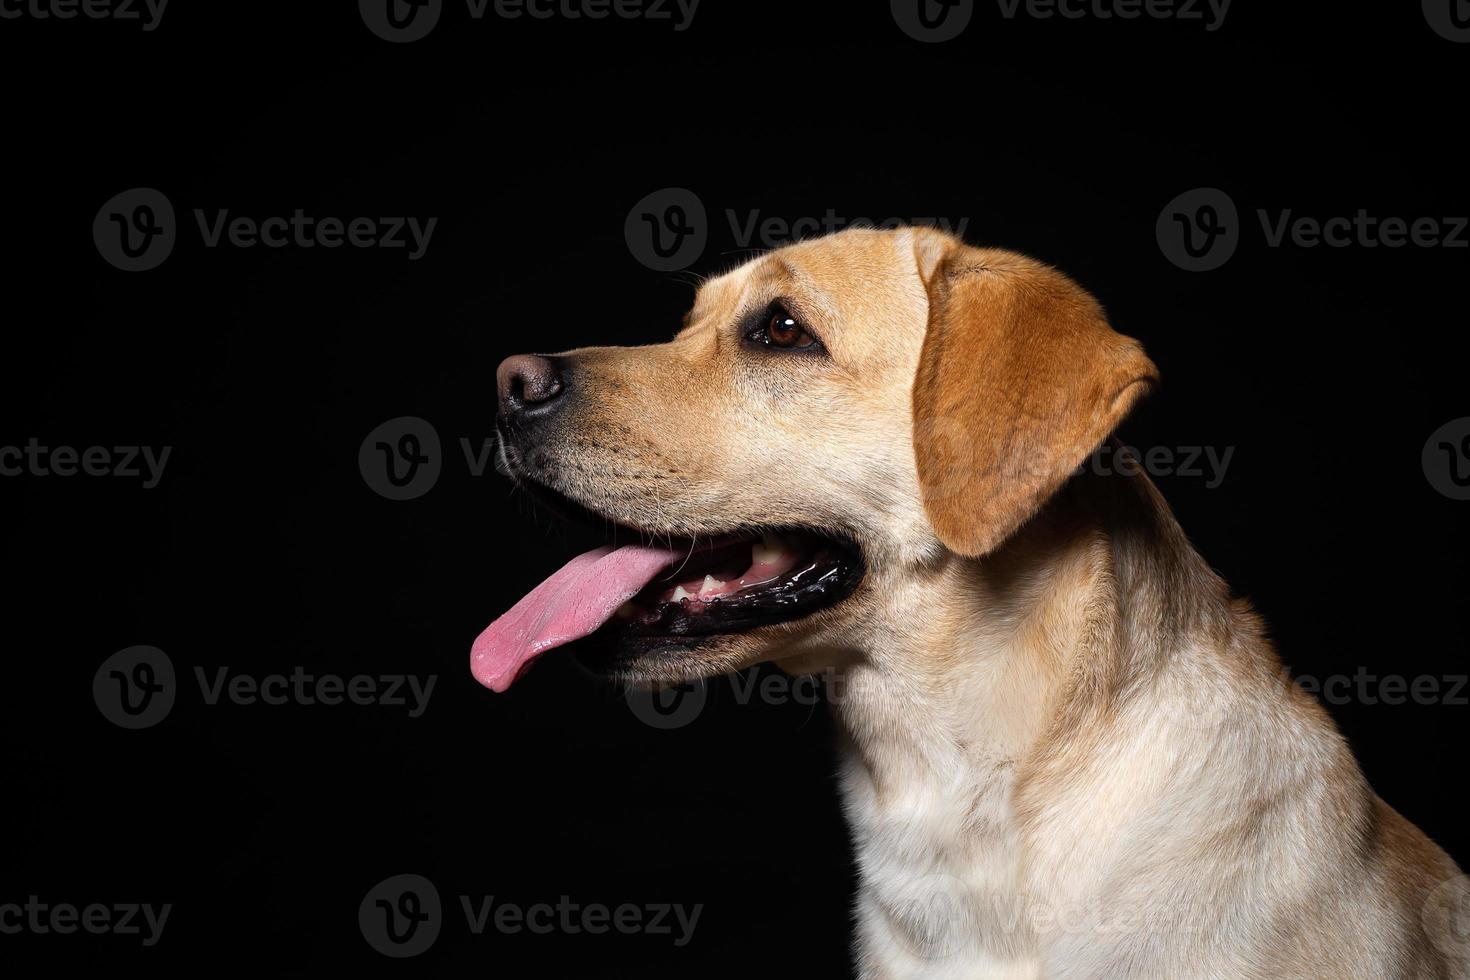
[512,226,1466,977]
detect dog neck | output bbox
[834,466,1228,781]
[824,466,1239,965]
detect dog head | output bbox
[473,226,1157,690]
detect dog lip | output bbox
[601,529,866,643]
[492,449,867,657]
[499,459,780,555]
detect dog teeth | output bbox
[671,585,692,602]
[752,532,787,565]
[698,575,726,597]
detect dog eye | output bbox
[748,305,820,351]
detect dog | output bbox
[472,226,1467,978]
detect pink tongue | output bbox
[470,543,681,692]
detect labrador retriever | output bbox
[471,226,1467,978]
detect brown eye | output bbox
[749,305,820,351]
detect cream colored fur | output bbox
[512,226,1466,978]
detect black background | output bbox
[2,1,1467,975]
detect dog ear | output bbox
[911,236,1158,557]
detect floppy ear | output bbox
[911,236,1159,557]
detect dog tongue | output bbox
[470,543,681,692]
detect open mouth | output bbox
[469,483,865,692]
[609,529,863,639]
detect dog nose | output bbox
[497,354,565,417]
